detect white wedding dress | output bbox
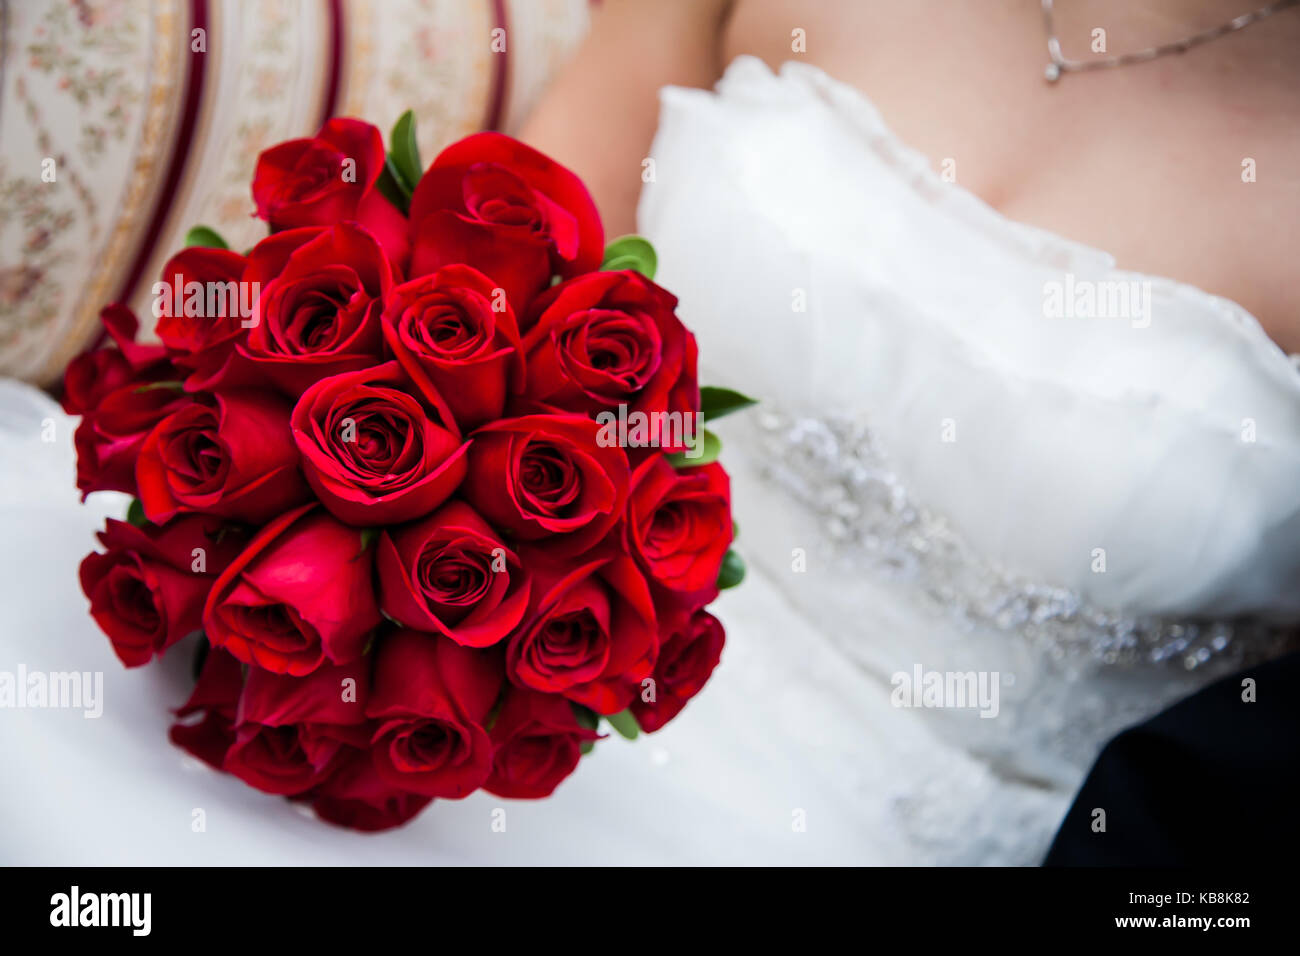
[3,56,1298,865]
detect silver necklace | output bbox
[1041,0,1299,82]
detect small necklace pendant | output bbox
[1044,62,1062,82]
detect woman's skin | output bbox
[520,0,1300,350]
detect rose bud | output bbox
[154,245,252,389]
[521,271,700,426]
[484,688,600,800]
[310,750,433,832]
[462,413,629,556]
[381,264,524,430]
[628,456,732,594]
[67,306,187,499]
[650,585,720,645]
[365,629,502,798]
[251,117,409,268]
[376,500,530,648]
[630,609,725,733]
[169,645,245,769]
[224,660,371,796]
[239,224,393,397]
[506,551,657,715]
[62,304,168,415]
[408,132,603,312]
[203,504,382,676]
[79,516,245,667]
[136,389,310,525]
[291,361,469,526]
[74,371,189,500]
[223,724,329,796]
[63,348,135,418]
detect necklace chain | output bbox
[1041,0,1299,82]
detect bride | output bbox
[520,0,1300,863]
[4,0,1298,864]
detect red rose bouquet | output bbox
[66,113,753,831]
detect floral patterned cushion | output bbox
[0,0,590,385]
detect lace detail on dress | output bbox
[753,408,1300,675]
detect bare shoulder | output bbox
[720,0,918,69]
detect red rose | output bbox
[224,725,328,796]
[251,117,409,269]
[310,750,432,832]
[136,389,310,524]
[239,224,392,396]
[242,225,322,282]
[169,645,245,769]
[462,413,629,555]
[252,118,382,226]
[521,271,700,427]
[224,660,370,796]
[628,457,731,594]
[153,245,252,389]
[651,584,720,643]
[203,504,382,675]
[67,307,187,499]
[381,264,524,430]
[376,500,530,647]
[64,349,134,418]
[74,373,189,500]
[69,122,741,832]
[408,132,603,312]
[62,305,167,415]
[366,629,502,798]
[79,516,244,667]
[291,361,469,526]
[506,552,657,715]
[630,609,725,732]
[484,688,599,799]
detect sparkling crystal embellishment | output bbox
[753,409,1299,673]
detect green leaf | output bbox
[191,634,209,681]
[572,705,599,755]
[375,161,411,214]
[388,110,422,197]
[667,428,721,468]
[374,110,421,215]
[354,527,380,562]
[718,548,746,590]
[184,225,229,250]
[604,708,640,740]
[571,703,599,732]
[484,689,506,732]
[132,380,184,394]
[126,499,148,528]
[700,385,758,421]
[600,255,643,272]
[600,235,657,280]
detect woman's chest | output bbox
[722,0,1300,348]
